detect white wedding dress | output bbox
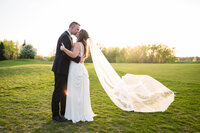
[64,43,96,123]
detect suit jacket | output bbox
[52,31,81,75]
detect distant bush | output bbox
[20,44,37,59]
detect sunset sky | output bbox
[0,0,200,57]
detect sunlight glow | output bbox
[64,89,68,96]
[0,0,200,57]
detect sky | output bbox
[0,0,200,57]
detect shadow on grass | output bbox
[33,118,94,133]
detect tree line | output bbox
[0,40,37,61]
[1,39,199,63]
[85,44,178,63]
[176,57,200,62]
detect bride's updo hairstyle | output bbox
[77,29,89,58]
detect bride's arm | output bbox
[60,42,80,58]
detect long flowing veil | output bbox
[88,38,174,112]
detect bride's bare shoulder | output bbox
[75,42,84,47]
[76,42,83,45]
[73,42,81,48]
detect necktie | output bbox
[70,36,73,42]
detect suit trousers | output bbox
[51,73,68,117]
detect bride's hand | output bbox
[60,43,66,51]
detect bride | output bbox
[60,29,96,123]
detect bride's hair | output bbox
[77,29,89,58]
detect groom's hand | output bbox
[80,56,85,63]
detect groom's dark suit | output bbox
[52,31,80,117]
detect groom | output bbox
[51,22,82,122]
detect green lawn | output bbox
[0,59,200,132]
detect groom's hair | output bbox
[69,22,80,28]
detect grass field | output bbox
[0,59,200,132]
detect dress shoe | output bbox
[60,115,65,119]
[52,116,67,122]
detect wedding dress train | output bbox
[89,39,174,112]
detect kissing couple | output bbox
[52,22,96,123]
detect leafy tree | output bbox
[117,48,128,63]
[3,40,15,60]
[0,42,6,60]
[107,47,120,63]
[192,57,197,62]
[22,40,26,47]
[13,41,19,59]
